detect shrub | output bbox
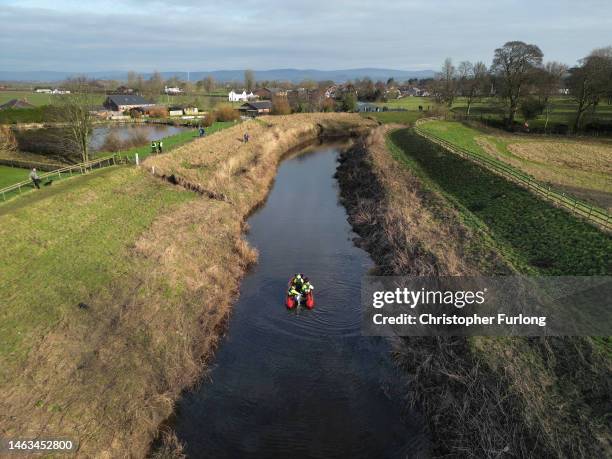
[214,104,239,122]
[321,98,336,112]
[271,96,291,115]
[341,93,357,112]
[100,131,123,152]
[99,128,150,152]
[202,112,216,127]
[147,106,169,118]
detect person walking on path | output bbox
[199,126,206,137]
[29,168,41,189]
[243,132,250,143]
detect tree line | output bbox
[430,41,612,131]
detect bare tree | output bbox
[244,69,255,91]
[203,76,216,93]
[567,47,612,131]
[438,58,457,106]
[145,71,164,100]
[534,61,568,131]
[0,125,18,156]
[127,71,138,88]
[52,77,96,164]
[457,61,489,116]
[491,41,543,129]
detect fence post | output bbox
[135,153,140,166]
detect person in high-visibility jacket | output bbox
[289,273,304,290]
[288,285,301,298]
[301,277,314,294]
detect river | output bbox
[169,142,427,458]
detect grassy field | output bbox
[0,167,195,367]
[418,120,612,211]
[0,90,234,110]
[0,165,30,188]
[0,90,106,107]
[376,96,612,132]
[387,128,611,275]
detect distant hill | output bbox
[0,68,435,84]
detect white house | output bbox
[228,90,255,102]
[164,86,183,95]
[52,88,71,95]
[35,88,52,93]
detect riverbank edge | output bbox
[335,125,611,457]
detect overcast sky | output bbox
[1,0,611,71]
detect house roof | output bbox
[240,101,272,110]
[105,94,151,106]
[0,99,35,110]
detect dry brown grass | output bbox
[507,140,612,175]
[476,136,612,211]
[145,113,375,212]
[338,125,509,276]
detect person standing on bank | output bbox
[30,168,41,189]
[157,140,163,154]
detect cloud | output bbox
[1,1,611,71]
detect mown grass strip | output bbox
[0,167,196,374]
[388,128,612,276]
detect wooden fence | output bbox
[413,119,611,231]
[0,155,117,201]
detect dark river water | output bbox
[171,143,427,458]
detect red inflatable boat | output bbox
[285,278,315,309]
[286,292,315,309]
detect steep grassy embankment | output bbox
[0,113,374,457]
[337,126,611,458]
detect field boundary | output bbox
[414,119,611,231]
[0,158,65,171]
[0,155,117,201]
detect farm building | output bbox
[0,99,35,110]
[228,90,256,102]
[168,105,199,116]
[238,100,272,117]
[103,94,154,112]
